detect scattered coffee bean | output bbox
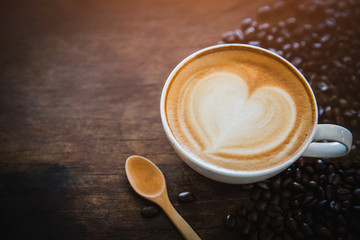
[177,192,195,203]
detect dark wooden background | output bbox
[0,0,313,239]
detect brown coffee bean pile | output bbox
[219,0,360,157]
[224,159,360,239]
[221,0,360,239]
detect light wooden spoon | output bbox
[125,155,201,240]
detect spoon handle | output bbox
[161,199,201,240]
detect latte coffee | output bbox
[164,45,317,171]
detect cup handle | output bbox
[301,124,353,158]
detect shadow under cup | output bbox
[160,44,352,184]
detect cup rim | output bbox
[160,44,318,178]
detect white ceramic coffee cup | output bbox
[160,44,353,184]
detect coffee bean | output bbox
[248,41,261,47]
[290,182,305,192]
[259,215,271,230]
[256,200,268,212]
[262,190,272,200]
[224,214,237,229]
[345,176,355,184]
[290,199,300,209]
[282,177,293,188]
[221,31,237,43]
[245,27,256,39]
[178,192,195,203]
[299,222,314,237]
[256,30,267,40]
[257,182,270,190]
[248,230,258,240]
[326,185,335,200]
[342,200,352,209]
[280,198,290,211]
[302,162,313,171]
[283,232,293,240]
[257,5,272,20]
[258,22,271,31]
[241,18,253,30]
[319,174,327,185]
[271,177,281,192]
[266,205,283,218]
[337,187,352,201]
[336,214,347,226]
[241,221,252,235]
[251,188,262,201]
[293,231,306,240]
[304,197,319,210]
[286,217,298,232]
[294,211,304,223]
[306,180,318,188]
[327,172,336,184]
[141,205,160,218]
[237,204,248,217]
[273,1,285,12]
[248,210,259,223]
[294,168,302,182]
[317,200,329,212]
[259,228,274,240]
[329,200,341,212]
[336,227,347,237]
[314,159,327,172]
[354,188,360,201]
[242,184,254,191]
[270,216,284,229]
[270,193,281,205]
[316,226,332,238]
[316,186,325,199]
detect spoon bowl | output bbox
[125,155,201,240]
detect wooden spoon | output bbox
[125,155,201,240]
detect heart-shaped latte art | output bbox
[179,72,297,159]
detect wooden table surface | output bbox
[0,0,278,239]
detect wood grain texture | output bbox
[0,0,275,239]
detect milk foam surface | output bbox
[165,46,316,171]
